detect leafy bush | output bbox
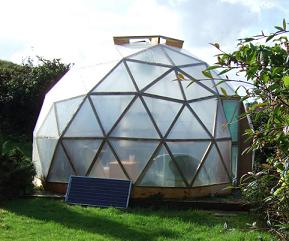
[0,57,70,138]
[204,19,289,239]
[0,142,36,199]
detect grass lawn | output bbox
[0,198,275,241]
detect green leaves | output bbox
[282,76,289,88]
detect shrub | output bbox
[0,142,36,199]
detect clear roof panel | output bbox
[64,98,103,137]
[92,62,136,92]
[166,141,210,184]
[216,140,231,176]
[110,98,160,138]
[143,97,182,136]
[163,46,201,66]
[181,80,215,100]
[89,143,127,180]
[126,61,170,90]
[47,144,75,182]
[168,106,210,139]
[138,145,186,187]
[110,140,159,182]
[212,70,235,96]
[91,95,134,134]
[215,101,231,138]
[62,139,102,176]
[128,46,171,65]
[189,98,217,135]
[55,96,83,135]
[192,144,229,186]
[145,71,184,100]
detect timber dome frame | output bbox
[33,35,253,198]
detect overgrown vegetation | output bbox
[0,57,70,139]
[0,142,36,199]
[0,198,274,241]
[204,19,289,239]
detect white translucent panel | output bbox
[143,97,182,135]
[189,98,217,135]
[193,145,229,186]
[231,145,238,179]
[168,107,210,139]
[62,139,102,176]
[33,96,53,136]
[223,100,240,142]
[163,45,203,62]
[139,145,185,187]
[111,98,160,138]
[181,81,215,100]
[47,144,75,182]
[92,62,136,92]
[32,139,42,177]
[37,105,59,137]
[163,47,200,66]
[115,42,151,58]
[212,71,235,96]
[126,61,170,90]
[129,46,171,65]
[36,137,58,178]
[90,95,134,133]
[181,65,210,81]
[89,143,127,180]
[46,62,117,103]
[110,140,159,182]
[216,140,232,177]
[145,72,184,100]
[167,141,210,184]
[55,96,83,134]
[215,101,231,138]
[64,98,103,137]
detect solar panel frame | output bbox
[65,176,132,209]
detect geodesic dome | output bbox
[33,36,250,197]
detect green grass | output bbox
[0,198,275,241]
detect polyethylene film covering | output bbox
[33,43,240,188]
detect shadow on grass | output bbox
[1,198,178,241]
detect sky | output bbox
[1,0,289,67]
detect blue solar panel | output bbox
[65,176,132,208]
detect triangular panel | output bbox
[192,144,230,186]
[90,95,134,133]
[168,106,210,139]
[37,105,59,137]
[144,97,182,135]
[110,140,159,182]
[163,47,200,66]
[216,140,232,177]
[145,71,184,100]
[92,62,136,92]
[47,144,75,182]
[189,98,217,135]
[36,137,58,177]
[126,61,170,90]
[181,81,215,100]
[139,145,185,187]
[215,101,231,138]
[128,46,171,65]
[62,139,102,176]
[110,98,160,138]
[89,143,127,180]
[212,71,235,96]
[166,141,210,184]
[55,96,83,134]
[64,98,103,137]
